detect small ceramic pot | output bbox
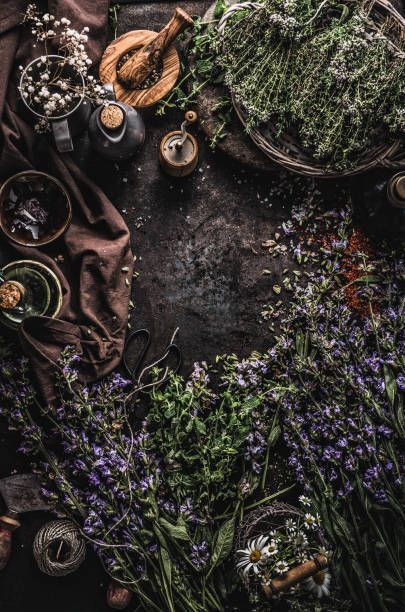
[107,581,133,610]
[20,55,91,153]
[0,170,71,247]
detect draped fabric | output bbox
[0,0,133,404]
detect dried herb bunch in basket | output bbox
[218,0,405,171]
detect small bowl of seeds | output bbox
[0,170,72,247]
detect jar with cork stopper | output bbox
[88,85,145,161]
[0,260,62,330]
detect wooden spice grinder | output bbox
[159,110,199,177]
[100,8,193,108]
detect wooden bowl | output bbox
[0,171,72,247]
[99,30,181,108]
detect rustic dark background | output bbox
[0,1,403,610]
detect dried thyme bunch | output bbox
[219,0,405,169]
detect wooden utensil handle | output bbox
[0,515,21,570]
[117,7,193,88]
[262,554,328,598]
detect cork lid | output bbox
[0,281,24,310]
[100,104,125,130]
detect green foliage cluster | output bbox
[219,0,405,169]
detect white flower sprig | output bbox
[19,4,106,132]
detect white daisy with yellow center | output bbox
[236,535,269,575]
[304,569,332,598]
[303,513,317,529]
[263,539,279,557]
[275,560,289,575]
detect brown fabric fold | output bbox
[0,0,134,404]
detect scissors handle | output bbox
[122,329,151,381]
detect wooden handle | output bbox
[262,554,328,598]
[117,7,193,88]
[107,581,133,610]
[0,515,21,570]
[185,110,198,124]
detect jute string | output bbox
[33,519,86,577]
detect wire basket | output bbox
[220,0,405,178]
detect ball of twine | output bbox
[33,519,86,577]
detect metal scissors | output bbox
[122,328,182,400]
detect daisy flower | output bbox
[285,518,297,532]
[303,513,317,529]
[298,495,311,508]
[275,560,289,575]
[292,531,308,549]
[263,540,278,557]
[236,535,268,575]
[304,569,332,598]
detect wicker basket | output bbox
[220,0,405,178]
[235,502,328,596]
[235,501,302,552]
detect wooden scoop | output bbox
[117,7,193,89]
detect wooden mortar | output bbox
[117,8,193,89]
[262,554,329,598]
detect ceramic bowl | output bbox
[0,170,72,247]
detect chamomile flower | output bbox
[298,495,311,507]
[263,540,278,557]
[285,518,297,532]
[236,535,269,575]
[303,513,317,529]
[304,569,332,598]
[275,560,289,575]
[292,531,308,549]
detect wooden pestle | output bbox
[262,554,329,598]
[117,7,193,89]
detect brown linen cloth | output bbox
[0,0,134,403]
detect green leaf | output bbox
[214,0,228,20]
[352,274,381,284]
[158,546,174,612]
[267,424,281,447]
[383,364,396,406]
[159,517,190,542]
[208,517,235,576]
[194,418,207,435]
[160,547,172,589]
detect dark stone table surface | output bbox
[0,1,403,610]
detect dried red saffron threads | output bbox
[342,228,374,317]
